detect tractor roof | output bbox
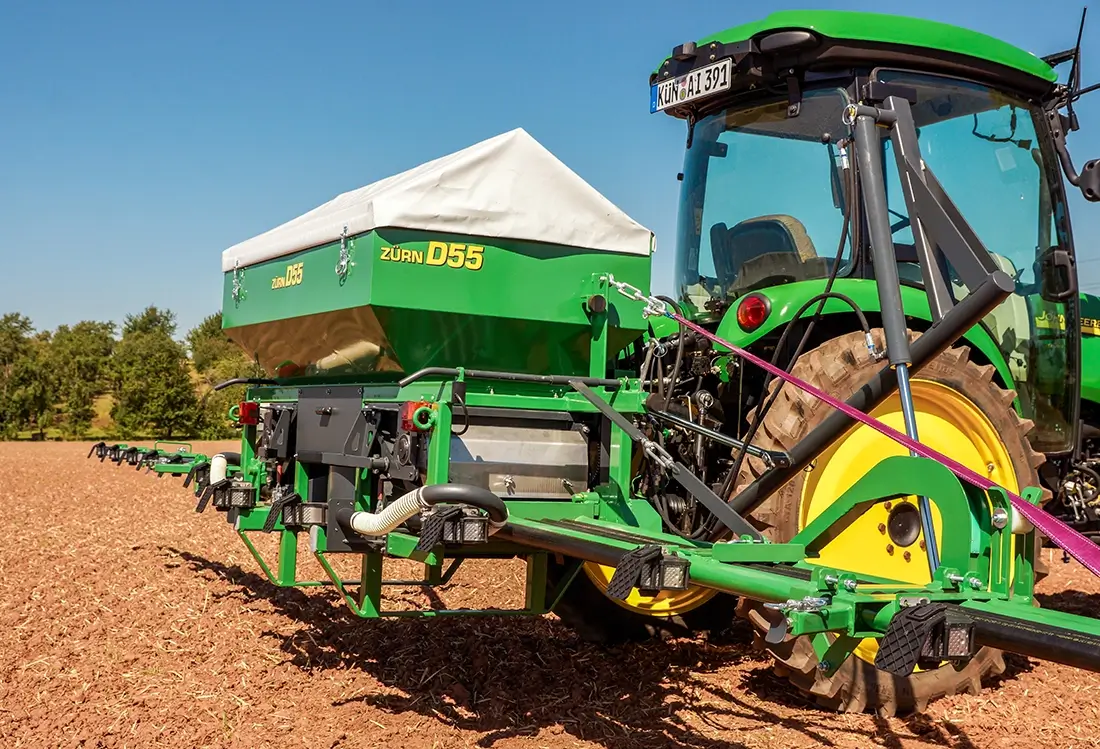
[652,10,1059,114]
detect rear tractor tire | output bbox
[737,329,1048,715]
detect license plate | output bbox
[651,58,732,113]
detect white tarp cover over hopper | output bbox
[221,128,654,272]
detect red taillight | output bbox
[736,294,770,332]
[238,401,260,425]
[400,401,433,432]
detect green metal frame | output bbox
[94,259,1100,679]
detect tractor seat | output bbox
[711,215,819,287]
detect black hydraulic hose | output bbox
[418,484,508,525]
[213,377,278,392]
[966,606,1100,674]
[399,367,620,390]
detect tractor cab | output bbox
[658,11,1098,457]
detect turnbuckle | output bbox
[764,596,830,613]
[642,437,676,472]
[604,274,667,318]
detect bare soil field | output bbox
[2,441,1099,749]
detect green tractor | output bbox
[555,10,1100,715]
[85,8,1100,721]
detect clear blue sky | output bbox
[2,0,1099,337]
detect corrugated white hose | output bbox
[348,487,428,536]
[210,454,229,485]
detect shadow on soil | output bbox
[166,547,992,749]
[1036,589,1100,617]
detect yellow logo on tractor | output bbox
[272,262,304,289]
[380,242,484,270]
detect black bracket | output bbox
[414,505,490,552]
[195,478,230,513]
[261,405,296,460]
[183,460,211,494]
[786,75,802,118]
[342,407,379,458]
[324,497,383,553]
[281,502,327,529]
[415,505,463,552]
[263,491,302,532]
[212,481,258,512]
[875,603,975,676]
[605,544,690,599]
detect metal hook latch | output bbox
[231,260,245,302]
[335,225,352,279]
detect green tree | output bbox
[50,321,115,437]
[0,314,55,438]
[186,312,260,438]
[111,318,198,438]
[7,336,56,438]
[186,312,242,374]
[0,313,33,366]
[122,306,177,338]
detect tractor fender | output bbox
[707,278,1017,396]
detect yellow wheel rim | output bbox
[799,379,1019,665]
[582,562,719,616]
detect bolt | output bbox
[843,579,858,592]
[920,540,927,551]
[968,577,984,590]
[886,544,895,555]
[884,501,892,510]
[818,660,832,672]
[991,508,1009,530]
[878,523,887,534]
[987,462,995,474]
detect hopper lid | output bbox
[222,128,654,272]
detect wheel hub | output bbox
[887,502,922,547]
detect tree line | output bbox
[0,306,259,440]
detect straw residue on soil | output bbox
[1,441,1098,748]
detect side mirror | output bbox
[1040,247,1078,302]
[1079,159,1100,201]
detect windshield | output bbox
[876,70,1074,452]
[674,86,854,315]
[879,71,1058,292]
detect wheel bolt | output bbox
[919,540,926,551]
[878,523,887,534]
[903,551,911,562]
[886,544,895,555]
[884,501,892,510]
